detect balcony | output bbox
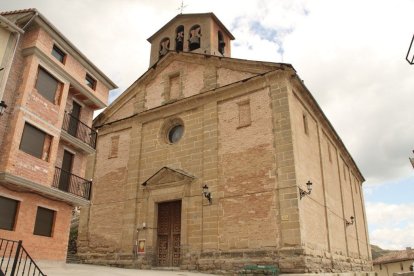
[52,167,92,200]
[61,112,97,153]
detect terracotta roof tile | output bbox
[0,8,37,15]
[374,249,414,265]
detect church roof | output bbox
[373,248,414,265]
[147,12,235,42]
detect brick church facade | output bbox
[78,13,373,274]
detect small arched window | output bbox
[159,37,170,57]
[175,25,184,52]
[189,25,201,51]
[218,31,225,55]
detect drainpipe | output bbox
[0,11,37,102]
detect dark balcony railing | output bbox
[62,111,97,149]
[0,238,46,276]
[52,167,92,200]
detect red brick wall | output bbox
[0,186,72,261]
[55,143,87,179]
[0,16,111,263]
[65,91,94,127]
[21,24,109,105]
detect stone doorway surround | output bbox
[140,167,196,268]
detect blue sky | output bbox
[1,0,413,250]
[364,175,414,205]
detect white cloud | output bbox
[370,225,414,250]
[366,202,414,249]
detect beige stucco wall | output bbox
[0,27,11,67]
[374,260,414,276]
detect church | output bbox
[78,13,373,274]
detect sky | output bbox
[1,0,413,250]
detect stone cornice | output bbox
[0,172,90,206]
[22,46,106,109]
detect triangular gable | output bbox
[94,51,292,127]
[142,166,195,186]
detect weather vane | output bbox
[178,0,188,14]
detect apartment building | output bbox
[0,9,116,261]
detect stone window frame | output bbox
[162,70,184,103]
[161,117,185,145]
[159,37,171,57]
[109,135,120,159]
[19,122,53,162]
[175,25,184,52]
[34,66,63,105]
[33,206,56,237]
[237,99,252,129]
[85,73,97,91]
[217,30,225,55]
[188,24,201,51]
[51,43,67,64]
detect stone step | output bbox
[66,253,82,264]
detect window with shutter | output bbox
[0,196,19,231]
[85,73,97,90]
[35,67,60,104]
[33,207,55,237]
[19,123,52,161]
[51,44,66,64]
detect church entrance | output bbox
[157,200,181,267]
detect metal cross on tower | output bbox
[406,34,414,64]
[178,0,188,14]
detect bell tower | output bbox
[147,13,235,67]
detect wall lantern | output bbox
[299,180,312,200]
[346,216,355,226]
[202,184,212,204]
[0,101,7,116]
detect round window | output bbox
[168,125,184,143]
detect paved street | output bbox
[40,263,217,276]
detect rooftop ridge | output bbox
[0,8,37,15]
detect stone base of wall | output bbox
[77,246,373,275]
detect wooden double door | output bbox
[157,201,181,267]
